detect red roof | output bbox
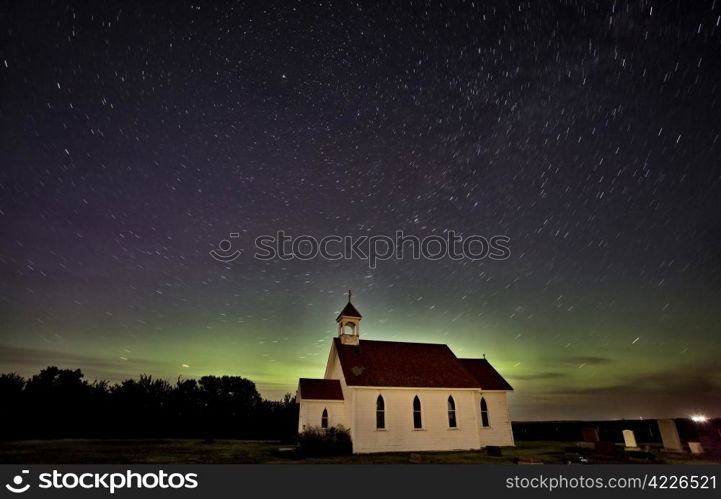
[330,338,513,390]
[458,358,514,391]
[298,378,344,400]
[332,338,472,388]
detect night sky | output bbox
[2,1,720,421]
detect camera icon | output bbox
[209,232,243,263]
[5,470,30,494]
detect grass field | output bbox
[1,439,719,464]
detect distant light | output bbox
[690,415,708,423]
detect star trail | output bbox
[1,1,720,420]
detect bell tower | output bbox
[337,290,362,346]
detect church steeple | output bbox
[337,289,362,345]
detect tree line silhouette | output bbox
[0,367,298,442]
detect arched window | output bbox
[480,397,489,427]
[447,396,457,428]
[412,395,422,429]
[376,395,385,429]
[321,408,328,429]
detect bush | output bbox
[297,425,352,456]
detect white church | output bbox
[297,294,515,454]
